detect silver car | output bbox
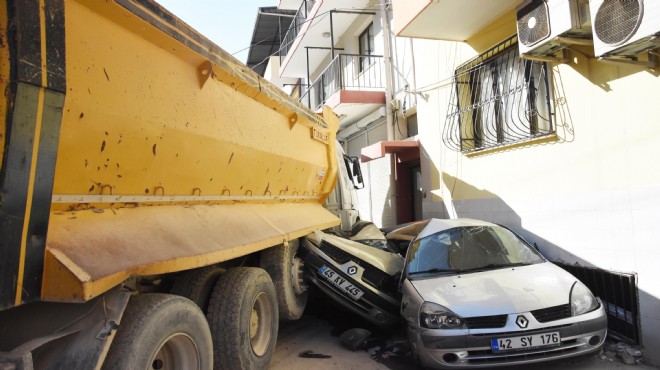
[398,218,607,368]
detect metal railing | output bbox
[280,0,316,61]
[300,54,385,111]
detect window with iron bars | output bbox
[443,36,554,153]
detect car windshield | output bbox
[405,225,545,277]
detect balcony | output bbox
[278,0,371,78]
[392,0,521,41]
[280,0,316,61]
[300,54,386,125]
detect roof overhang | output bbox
[246,7,296,76]
[361,140,419,163]
[393,0,521,40]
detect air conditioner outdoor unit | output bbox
[517,0,592,57]
[590,0,660,57]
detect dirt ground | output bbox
[270,294,658,370]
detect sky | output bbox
[155,0,277,63]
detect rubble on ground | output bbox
[601,341,644,365]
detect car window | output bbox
[405,225,544,277]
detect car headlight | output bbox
[420,302,465,329]
[570,281,599,316]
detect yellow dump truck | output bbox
[0,1,362,369]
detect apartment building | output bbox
[249,0,422,229]
[250,0,660,365]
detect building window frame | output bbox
[443,35,554,153]
[358,22,375,72]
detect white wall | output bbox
[345,120,396,228]
[409,23,660,364]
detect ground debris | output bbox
[339,328,411,369]
[340,328,372,351]
[298,350,332,359]
[603,341,645,365]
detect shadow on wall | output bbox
[441,172,629,267]
[564,46,659,93]
[438,173,656,364]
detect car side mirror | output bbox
[351,158,363,186]
[343,155,364,189]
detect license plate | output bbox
[491,332,560,352]
[319,265,364,300]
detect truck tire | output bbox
[206,267,278,370]
[260,239,308,320]
[102,294,213,370]
[170,266,224,313]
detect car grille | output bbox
[463,315,508,329]
[532,304,571,323]
[362,266,390,290]
[318,240,352,264]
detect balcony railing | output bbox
[300,54,385,111]
[280,0,316,61]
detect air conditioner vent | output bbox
[517,0,551,46]
[594,0,643,46]
[517,0,592,57]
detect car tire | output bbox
[207,267,278,370]
[170,265,224,313]
[260,240,308,320]
[102,294,213,370]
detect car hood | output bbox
[409,262,576,316]
[306,231,404,276]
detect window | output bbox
[358,22,375,72]
[443,35,554,153]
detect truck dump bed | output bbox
[0,0,339,309]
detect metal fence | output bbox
[300,54,384,111]
[557,263,640,344]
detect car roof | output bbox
[415,218,498,240]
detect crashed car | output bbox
[300,221,404,328]
[400,218,608,368]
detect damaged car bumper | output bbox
[408,303,607,368]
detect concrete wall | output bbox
[408,10,660,365]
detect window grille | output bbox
[443,36,554,153]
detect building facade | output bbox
[253,0,660,365]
